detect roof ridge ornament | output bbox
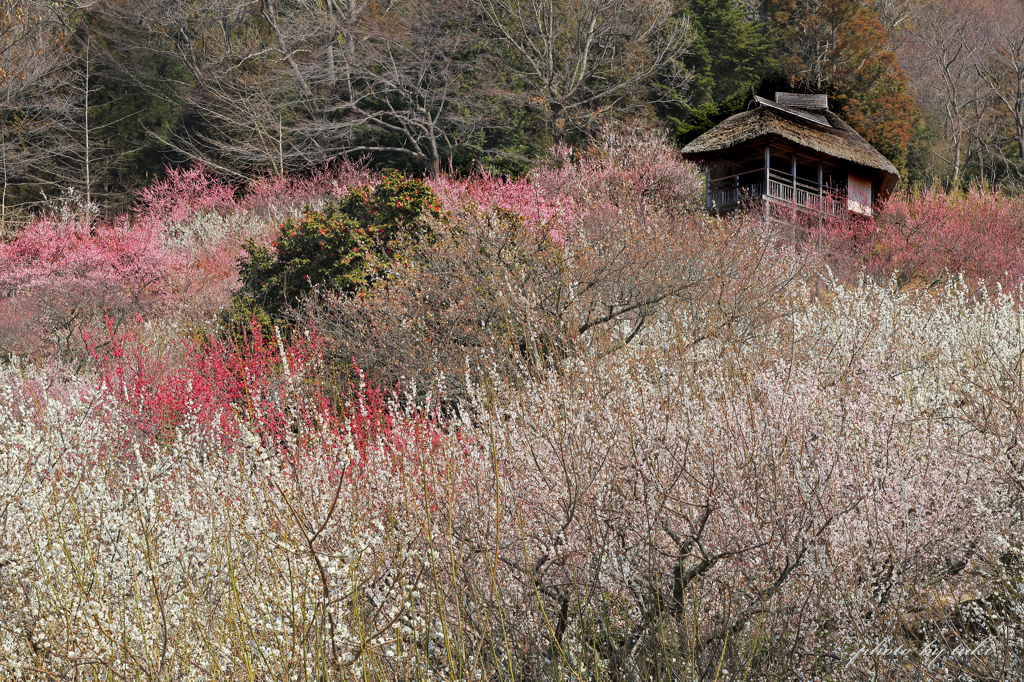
[752,95,831,128]
[774,92,829,110]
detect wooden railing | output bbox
[706,181,764,211]
[706,172,846,215]
[767,180,844,215]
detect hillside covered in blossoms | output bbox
[4,0,1024,677]
[0,123,1024,680]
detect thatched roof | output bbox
[681,96,900,191]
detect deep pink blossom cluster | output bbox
[876,189,1024,284]
[0,215,181,356]
[818,187,1024,286]
[135,160,377,225]
[0,162,379,357]
[89,323,456,480]
[0,215,175,294]
[429,129,702,244]
[135,165,238,225]
[428,173,577,235]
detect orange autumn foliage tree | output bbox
[768,0,915,171]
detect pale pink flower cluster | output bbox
[430,126,703,244]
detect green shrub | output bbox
[228,172,444,336]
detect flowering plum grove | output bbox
[2,131,1024,679]
[816,187,1024,287]
[3,279,1024,680]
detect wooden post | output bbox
[817,159,824,240]
[763,144,770,223]
[705,164,711,211]
[790,152,797,230]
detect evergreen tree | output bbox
[663,0,776,144]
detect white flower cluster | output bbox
[1,279,1023,680]
[0,365,469,681]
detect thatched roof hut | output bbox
[681,94,900,216]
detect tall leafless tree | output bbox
[899,0,989,186]
[96,0,482,178]
[0,0,42,230]
[479,0,691,145]
[898,0,1024,188]
[974,0,1024,183]
[0,1,85,228]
